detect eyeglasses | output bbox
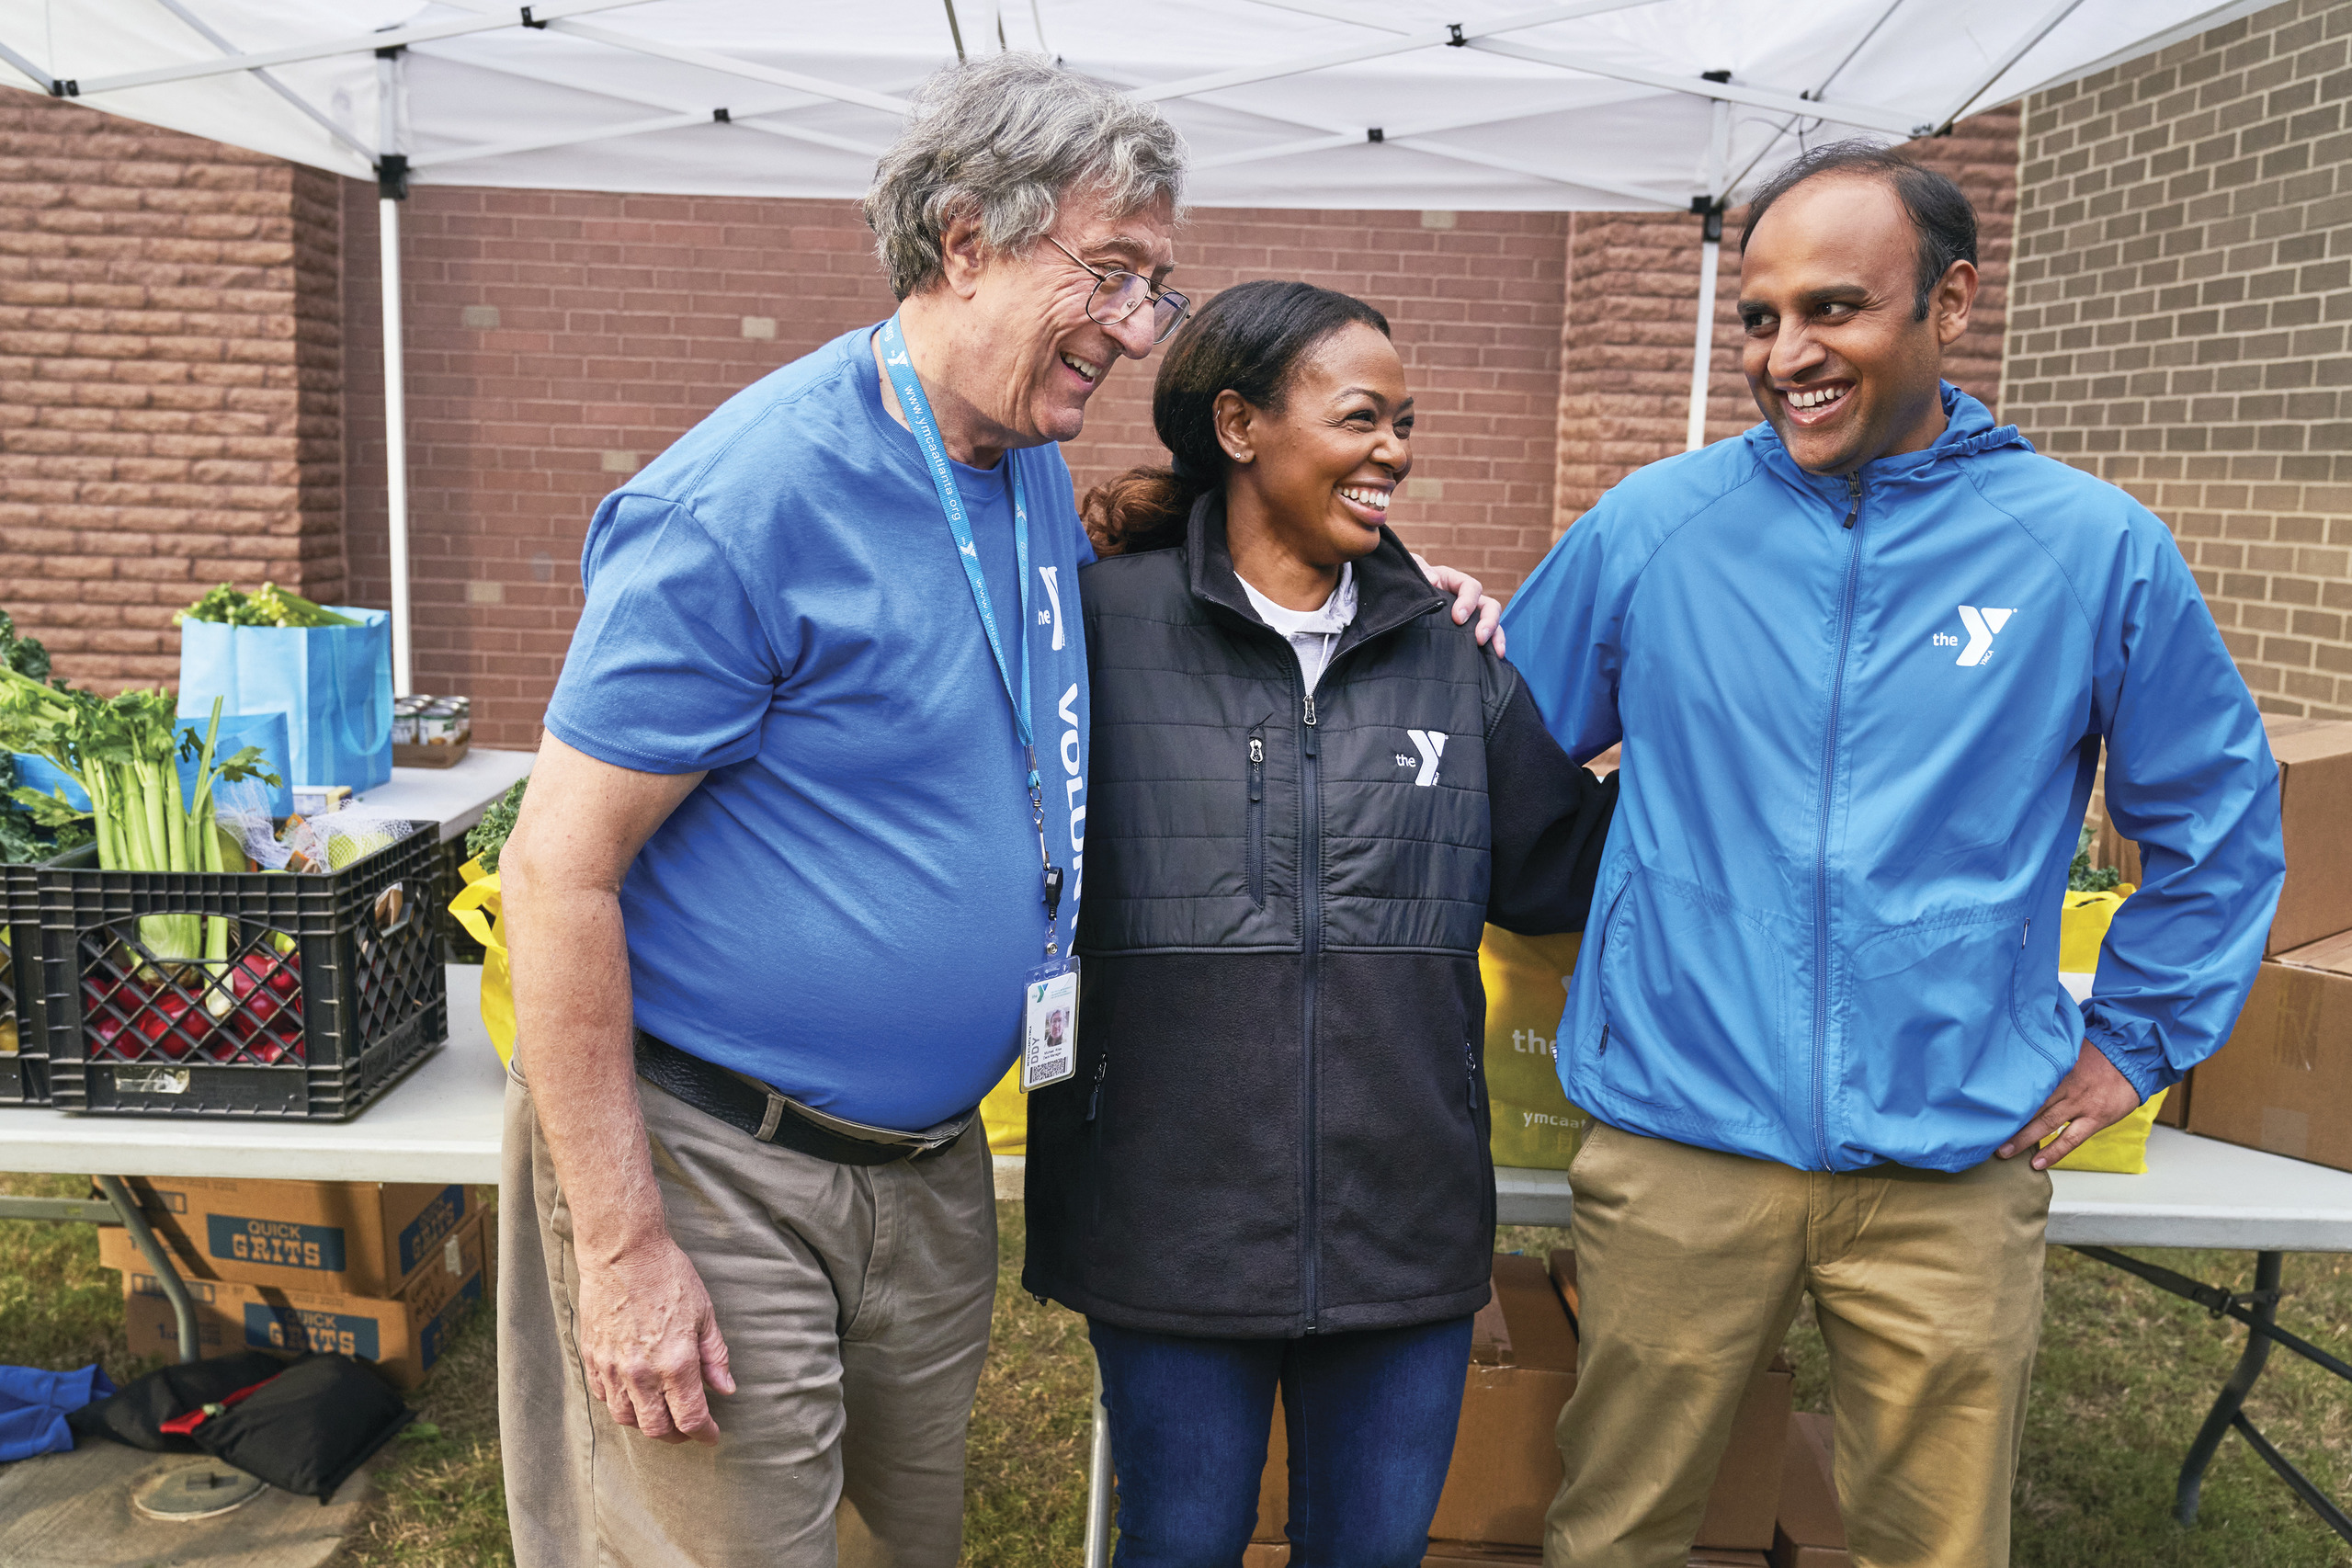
[1045,235,1190,346]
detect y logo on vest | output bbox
[1405,729,1448,787]
[1932,605,2016,666]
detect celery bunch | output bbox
[176,583,359,629]
[0,674,279,971]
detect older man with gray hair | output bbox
[492,54,1184,1566]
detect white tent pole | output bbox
[377,46,413,699]
[1685,96,1731,454]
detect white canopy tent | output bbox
[1,0,2267,688]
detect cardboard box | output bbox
[113,1176,468,1299]
[2090,717,2352,957]
[1254,1254,1788,1552]
[1771,1413,1847,1568]
[2187,937,2352,1170]
[2264,719,2352,956]
[118,1210,486,1391]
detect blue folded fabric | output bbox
[0,1364,116,1461]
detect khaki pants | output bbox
[498,1071,998,1568]
[1545,1125,2051,1568]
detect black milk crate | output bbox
[3,857,48,1105]
[38,823,448,1119]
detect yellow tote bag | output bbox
[979,1064,1027,1156]
[1479,926,1594,1169]
[2058,886,2135,972]
[2049,1086,2169,1174]
[448,857,517,1069]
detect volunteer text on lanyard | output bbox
[878,316,1078,1090]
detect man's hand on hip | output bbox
[1996,1042,2142,1171]
[578,1235,737,1444]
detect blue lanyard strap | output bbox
[878,315,1062,950]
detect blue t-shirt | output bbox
[544,324,1095,1130]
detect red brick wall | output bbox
[0,94,345,690]
[1551,109,2020,534]
[337,184,897,746]
[340,192,1567,746]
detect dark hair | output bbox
[1083,279,1392,555]
[1739,140,1976,320]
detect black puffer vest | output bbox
[1022,497,1517,1337]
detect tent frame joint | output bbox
[1690,195,1726,242]
[376,153,410,200]
[521,6,550,28]
[1446,23,1467,46]
[48,77,77,97]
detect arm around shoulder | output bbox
[1484,663,1619,935]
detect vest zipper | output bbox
[1300,683,1324,1333]
[1812,472,1865,1171]
[1247,732,1267,906]
[1085,1053,1108,1236]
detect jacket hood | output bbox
[1744,381,2035,497]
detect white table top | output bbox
[358,747,534,845]
[1493,1129,2352,1251]
[11,961,2349,1255]
[0,966,508,1184]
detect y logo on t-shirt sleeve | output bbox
[1038,566,1066,652]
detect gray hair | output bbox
[864,55,1187,300]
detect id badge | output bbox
[1021,958,1079,1091]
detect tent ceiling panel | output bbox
[0,0,2275,209]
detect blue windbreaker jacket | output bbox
[1502,385,2285,1173]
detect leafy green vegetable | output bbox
[2069,823,2123,893]
[0,673,278,962]
[0,613,92,864]
[176,583,360,629]
[0,609,53,684]
[466,778,528,874]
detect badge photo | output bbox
[1021,960,1079,1091]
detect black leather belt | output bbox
[632,1029,973,1166]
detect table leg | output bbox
[1085,1352,1114,1568]
[95,1175,199,1365]
[2175,1250,2279,1526]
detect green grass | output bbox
[6,1183,2348,1565]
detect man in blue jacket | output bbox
[1503,142,2285,1568]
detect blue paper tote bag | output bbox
[176,608,394,792]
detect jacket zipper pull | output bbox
[1302,692,1317,727]
[1085,1056,1108,1121]
[1598,1023,1610,1054]
[1465,1042,1480,1112]
[1842,472,1861,530]
[2022,918,2030,948]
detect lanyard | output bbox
[878,315,1064,955]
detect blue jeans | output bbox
[1087,1313,1475,1568]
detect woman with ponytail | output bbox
[1024,280,1618,1566]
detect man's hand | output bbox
[1412,553,1506,658]
[1996,1041,2143,1170]
[577,1235,737,1444]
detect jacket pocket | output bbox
[1467,1038,1495,1238]
[1593,867,1792,1131]
[1842,908,2068,1131]
[1082,1051,1109,1242]
[1246,730,1267,907]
